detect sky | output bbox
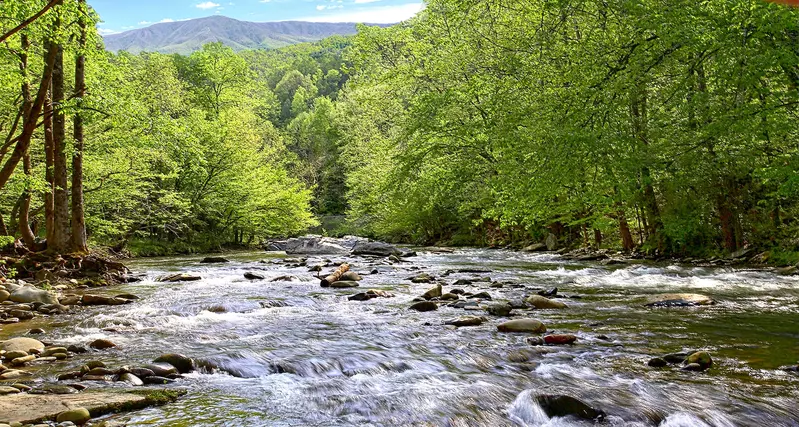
[91,0,425,35]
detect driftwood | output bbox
[320,263,350,287]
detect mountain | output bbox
[103,16,373,54]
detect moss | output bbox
[87,388,187,417]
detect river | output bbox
[4,249,799,426]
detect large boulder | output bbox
[352,241,401,257]
[535,394,606,421]
[272,236,352,255]
[153,353,195,374]
[645,293,715,307]
[0,337,45,353]
[9,286,58,305]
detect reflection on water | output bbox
[4,249,799,426]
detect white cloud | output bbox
[300,2,423,23]
[97,28,119,35]
[195,2,221,9]
[354,0,381,3]
[316,4,343,10]
[160,18,175,23]
[138,20,151,25]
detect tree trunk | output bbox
[44,82,54,243]
[593,229,602,249]
[50,40,71,253]
[18,34,36,247]
[631,84,663,250]
[0,213,7,236]
[618,211,635,252]
[70,0,88,253]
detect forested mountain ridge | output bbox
[103,16,376,54]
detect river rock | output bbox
[119,373,144,386]
[0,386,20,395]
[81,295,130,306]
[409,301,438,312]
[663,352,691,364]
[158,273,202,282]
[142,375,175,385]
[27,328,45,335]
[410,273,435,284]
[440,293,459,301]
[59,295,82,306]
[339,271,363,281]
[88,339,116,350]
[467,292,492,300]
[153,354,195,374]
[56,408,91,425]
[682,363,705,372]
[535,394,606,421]
[497,319,546,333]
[543,334,578,345]
[485,302,513,316]
[685,351,712,370]
[0,337,44,353]
[9,286,59,305]
[444,316,485,327]
[10,355,36,366]
[0,369,31,380]
[351,241,401,257]
[142,363,178,377]
[129,367,155,378]
[329,281,360,288]
[422,284,442,299]
[272,236,356,254]
[648,357,668,367]
[3,350,28,360]
[645,293,715,307]
[34,385,79,395]
[525,295,567,309]
[200,257,229,264]
[537,288,558,297]
[0,290,9,302]
[244,272,265,280]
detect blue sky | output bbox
[92,0,425,35]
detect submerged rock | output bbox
[645,293,715,307]
[200,256,229,264]
[339,271,363,281]
[89,339,116,350]
[497,319,546,333]
[409,301,438,312]
[444,316,485,327]
[484,302,513,316]
[535,394,606,422]
[244,272,265,280]
[648,357,668,368]
[329,281,360,288]
[158,273,202,282]
[410,273,435,284]
[525,295,567,309]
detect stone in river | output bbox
[9,286,59,305]
[409,273,435,284]
[497,319,546,333]
[681,363,705,372]
[444,316,485,327]
[329,281,359,288]
[244,272,265,280]
[339,271,363,281]
[663,352,691,364]
[409,301,438,312]
[0,337,45,353]
[648,357,668,368]
[56,408,91,425]
[422,284,442,300]
[153,353,195,374]
[158,273,202,282]
[142,375,175,385]
[535,394,606,422]
[685,351,712,370]
[537,287,558,297]
[645,293,715,307]
[524,295,567,309]
[88,339,116,350]
[467,292,492,300]
[119,373,143,386]
[0,289,9,302]
[543,334,577,345]
[200,257,230,264]
[484,302,513,316]
[440,293,459,301]
[0,386,20,395]
[0,369,31,380]
[142,363,178,377]
[4,350,28,360]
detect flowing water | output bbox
[3,249,799,426]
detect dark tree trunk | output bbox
[70,0,88,253]
[593,229,602,249]
[618,211,635,252]
[50,40,71,253]
[0,213,7,236]
[44,83,54,242]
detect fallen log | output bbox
[320,264,350,287]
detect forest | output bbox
[1,0,798,262]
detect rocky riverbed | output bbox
[1,246,798,426]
